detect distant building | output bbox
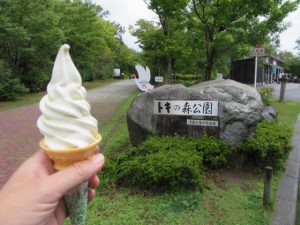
[230,56,284,85]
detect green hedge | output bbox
[103,120,292,191]
[196,134,230,169]
[235,120,292,169]
[107,135,230,191]
[118,149,203,190]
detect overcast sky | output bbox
[94,0,300,54]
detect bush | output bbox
[0,72,29,101]
[174,74,199,80]
[195,135,230,169]
[111,135,230,190]
[118,148,203,190]
[22,70,49,93]
[116,135,204,190]
[258,87,273,106]
[235,121,292,170]
[128,135,198,156]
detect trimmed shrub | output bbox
[235,121,292,170]
[195,135,230,169]
[130,135,198,155]
[118,149,203,190]
[115,135,204,190]
[112,135,230,190]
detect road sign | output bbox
[252,45,264,88]
[155,76,163,82]
[252,47,265,57]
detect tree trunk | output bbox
[167,54,173,83]
[205,48,215,81]
[205,66,212,81]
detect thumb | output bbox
[45,153,105,197]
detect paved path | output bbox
[272,83,300,102]
[271,114,300,225]
[0,79,136,188]
[271,82,300,224]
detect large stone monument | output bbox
[127,79,264,146]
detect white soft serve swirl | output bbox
[37,44,98,150]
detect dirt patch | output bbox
[205,169,260,191]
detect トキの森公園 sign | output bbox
[154,100,218,116]
[153,100,220,138]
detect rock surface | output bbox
[262,106,277,121]
[127,79,264,146]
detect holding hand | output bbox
[0,150,104,225]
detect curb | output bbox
[271,114,300,225]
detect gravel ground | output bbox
[0,79,136,188]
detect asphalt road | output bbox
[272,83,300,103]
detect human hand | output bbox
[0,150,105,225]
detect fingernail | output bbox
[90,153,104,165]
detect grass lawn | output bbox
[0,79,116,111]
[72,97,300,225]
[272,100,300,128]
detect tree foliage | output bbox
[142,0,190,81]
[0,0,137,99]
[278,50,300,76]
[190,0,299,80]
[132,0,299,81]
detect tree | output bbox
[130,20,166,75]
[278,50,300,76]
[295,37,300,56]
[0,0,64,91]
[143,0,189,81]
[0,0,136,97]
[189,0,299,80]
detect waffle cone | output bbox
[39,132,102,171]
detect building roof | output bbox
[232,55,285,63]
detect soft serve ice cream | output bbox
[37,44,98,150]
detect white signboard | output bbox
[187,119,219,127]
[154,100,219,116]
[113,68,121,77]
[216,73,223,80]
[252,47,265,57]
[155,76,163,82]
